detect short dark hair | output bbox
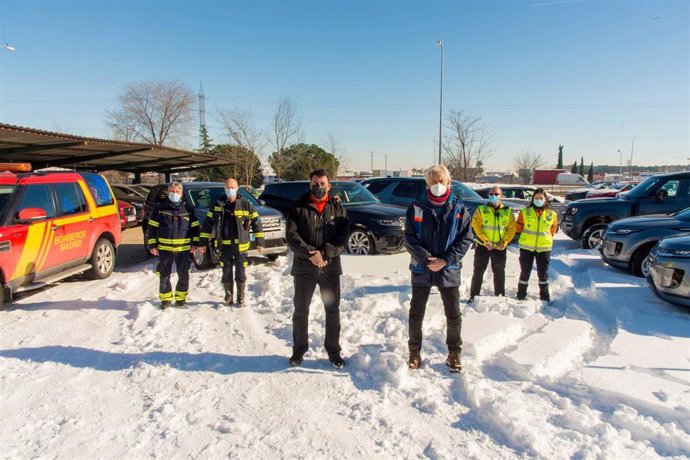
[309,169,329,180]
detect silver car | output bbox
[646,234,690,307]
[600,207,690,277]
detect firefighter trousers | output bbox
[221,250,248,286]
[157,250,191,302]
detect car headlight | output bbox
[568,207,579,215]
[378,218,401,226]
[657,247,690,257]
[607,228,639,235]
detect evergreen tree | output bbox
[198,124,213,154]
[579,157,585,176]
[587,162,594,182]
[571,161,577,173]
[557,144,564,169]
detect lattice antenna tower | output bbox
[198,82,209,152]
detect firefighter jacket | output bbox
[471,204,517,247]
[146,200,200,252]
[404,193,473,287]
[286,192,349,275]
[198,197,264,254]
[517,206,558,253]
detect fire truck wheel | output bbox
[87,238,116,280]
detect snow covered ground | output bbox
[1,233,689,459]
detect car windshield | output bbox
[186,186,260,209]
[0,185,16,220]
[623,176,663,199]
[451,181,483,200]
[330,182,380,206]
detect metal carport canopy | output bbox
[0,123,232,176]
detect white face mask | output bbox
[429,183,448,197]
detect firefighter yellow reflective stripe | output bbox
[159,291,173,301]
[206,211,213,218]
[191,221,200,227]
[214,206,223,211]
[192,237,199,243]
[239,242,250,252]
[200,232,211,238]
[157,244,192,252]
[250,212,259,219]
[148,220,160,227]
[147,239,157,245]
[158,238,191,244]
[174,291,188,301]
[253,232,265,238]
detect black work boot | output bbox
[223,283,234,306]
[516,282,528,301]
[445,350,462,373]
[539,283,550,302]
[408,348,422,370]
[236,282,246,307]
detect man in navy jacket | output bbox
[403,164,473,372]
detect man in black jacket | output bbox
[198,178,264,306]
[285,169,349,368]
[146,182,200,309]
[404,165,473,372]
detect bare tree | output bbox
[106,81,194,146]
[513,150,546,184]
[443,111,493,181]
[323,133,348,177]
[218,107,265,186]
[268,96,302,178]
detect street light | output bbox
[436,39,444,165]
[618,149,622,176]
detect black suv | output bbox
[259,181,405,255]
[142,182,288,269]
[360,177,507,218]
[562,171,690,249]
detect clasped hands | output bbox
[484,241,506,251]
[309,250,328,268]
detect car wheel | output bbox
[631,246,654,278]
[193,242,221,270]
[347,229,374,255]
[87,238,115,279]
[581,223,608,250]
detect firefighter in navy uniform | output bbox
[146,182,200,309]
[198,177,264,306]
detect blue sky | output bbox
[1,0,688,172]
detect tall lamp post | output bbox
[436,39,444,165]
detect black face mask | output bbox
[311,185,328,199]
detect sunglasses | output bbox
[488,193,501,196]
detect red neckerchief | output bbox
[309,193,329,214]
[426,187,451,206]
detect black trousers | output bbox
[470,244,507,298]
[292,270,341,358]
[517,249,551,301]
[157,250,191,302]
[408,285,462,353]
[221,250,247,286]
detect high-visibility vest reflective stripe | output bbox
[518,207,556,252]
[478,205,511,244]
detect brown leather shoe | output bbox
[445,350,462,373]
[408,349,421,369]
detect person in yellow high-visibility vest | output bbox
[469,186,516,302]
[516,188,558,301]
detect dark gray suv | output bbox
[600,207,690,277]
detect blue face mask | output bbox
[488,195,500,205]
[533,199,545,208]
[225,188,237,198]
[168,192,182,203]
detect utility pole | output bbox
[385,154,388,172]
[370,151,374,173]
